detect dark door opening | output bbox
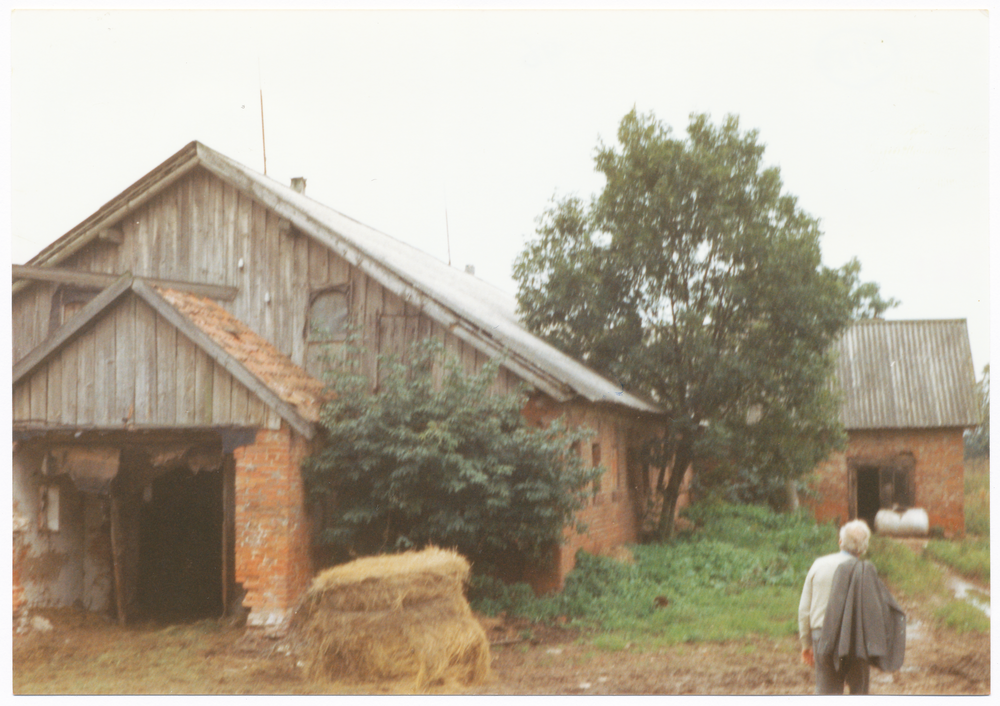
[856,466,881,531]
[137,466,223,621]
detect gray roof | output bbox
[834,319,978,430]
[24,141,661,415]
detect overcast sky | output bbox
[6,7,993,374]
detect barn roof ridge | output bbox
[23,140,662,415]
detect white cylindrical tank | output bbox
[875,508,929,537]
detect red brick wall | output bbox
[520,398,663,593]
[233,424,314,628]
[806,427,966,537]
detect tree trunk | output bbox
[786,479,800,511]
[656,435,695,540]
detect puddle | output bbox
[947,577,990,617]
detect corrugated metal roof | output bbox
[834,319,978,430]
[194,144,662,414]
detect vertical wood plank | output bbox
[277,221,294,356]
[175,332,196,425]
[29,364,47,423]
[93,313,117,425]
[239,192,254,321]
[329,250,350,284]
[77,327,96,422]
[308,238,328,287]
[47,353,63,424]
[264,208,280,342]
[177,172,193,281]
[288,231,311,365]
[135,205,151,277]
[223,182,238,288]
[211,360,232,424]
[193,348,214,425]
[115,295,136,424]
[133,299,157,424]
[230,378,249,424]
[13,381,31,423]
[62,337,79,425]
[155,312,177,425]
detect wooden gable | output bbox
[13,289,283,432]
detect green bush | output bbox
[303,339,600,572]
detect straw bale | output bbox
[292,546,491,689]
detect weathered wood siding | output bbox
[13,293,280,429]
[13,166,521,410]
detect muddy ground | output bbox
[13,594,989,695]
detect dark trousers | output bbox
[812,629,870,694]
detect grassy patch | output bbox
[867,535,946,600]
[469,502,838,644]
[935,599,990,634]
[964,457,989,537]
[925,537,990,585]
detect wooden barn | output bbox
[807,319,979,537]
[12,142,663,628]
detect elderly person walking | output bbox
[798,519,905,694]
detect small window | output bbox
[307,287,350,342]
[49,285,101,335]
[38,484,60,532]
[591,443,601,467]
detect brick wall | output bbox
[233,424,314,628]
[520,398,663,593]
[806,427,966,537]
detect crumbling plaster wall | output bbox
[13,443,112,613]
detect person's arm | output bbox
[798,567,815,664]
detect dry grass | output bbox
[291,546,491,690]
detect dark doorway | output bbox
[855,466,881,530]
[137,466,223,621]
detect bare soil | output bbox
[13,596,989,695]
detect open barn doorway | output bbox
[136,465,224,621]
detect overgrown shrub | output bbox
[303,339,601,573]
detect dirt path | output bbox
[14,598,988,695]
[465,598,989,695]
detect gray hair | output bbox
[840,520,871,556]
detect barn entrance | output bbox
[850,454,916,531]
[136,466,223,621]
[108,436,238,625]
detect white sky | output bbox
[5,6,994,374]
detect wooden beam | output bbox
[131,279,317,439]
[13,265,238,301]
[13,273,134,385]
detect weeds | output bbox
[935,599,991,634]
[925,538,990,585]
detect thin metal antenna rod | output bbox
[258,58,267,175]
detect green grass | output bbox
[964,457,989,536]
[935,599,991,634]
[470,502,839,643]
[867,535,946,600]
[925,537,990,584]
[470,499,990,645]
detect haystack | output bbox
[292,546,490,689]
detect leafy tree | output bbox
[514,110,895,539]
[302,339,601,573]
[965,364,989,458]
